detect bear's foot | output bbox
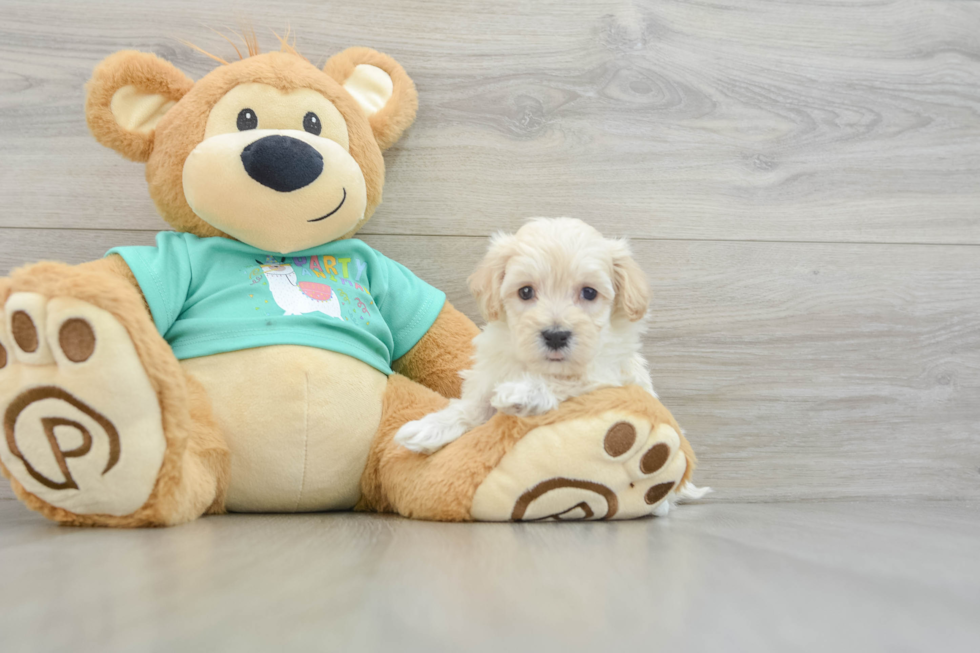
[0,292,167,519]
[470,406,689,521]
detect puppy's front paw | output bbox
[394,414,468,455]
[491,380,560,417]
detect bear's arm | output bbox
[392,301,479,399]
[75,254,151,314]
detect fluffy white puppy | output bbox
[396,217,656,454]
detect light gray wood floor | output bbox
[1,500,979,652]
[1,0,979,650]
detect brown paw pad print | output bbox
[603,421,675,479]
[58,319,96,363]
[11,311,38,353]
[513,478,619,521]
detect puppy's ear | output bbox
[86,51,194,163]
[468,233,517,322]
[611,240,651,321]
[324,47,418,151]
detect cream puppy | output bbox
[396,217,655,455]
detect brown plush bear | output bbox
[0,40,697,526]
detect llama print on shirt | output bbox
[256,259,342,318]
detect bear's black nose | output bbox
[541,329,572,351]
[240,135,323,193]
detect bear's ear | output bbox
[86,51,194,163]
[324,47,418,150]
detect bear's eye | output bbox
[518,286,534,301]
[303,112,322,136]
[581,287,598,301]
[237,108,258,131]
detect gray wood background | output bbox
[1,0,978,504]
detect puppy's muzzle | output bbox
[541,329,572,351]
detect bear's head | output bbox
[85,44,417,254]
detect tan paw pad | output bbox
[0,296,166,516]
[471,412,687,522]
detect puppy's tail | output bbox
[674,482,713,503]
[651,482,712,517]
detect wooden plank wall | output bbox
[1,0,978,503]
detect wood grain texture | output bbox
[0,0,979,242]
[0,0,978,505]
[2,228,978,503]
[1,500,978,652]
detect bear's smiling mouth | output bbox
[307,188,347,223]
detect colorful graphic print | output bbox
[245,254,375,325]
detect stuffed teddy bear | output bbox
[0,39,698,526]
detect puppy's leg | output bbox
[395,373,495,454]
[491,376,561,417]
[397,375,496,453]
[395,399,475,454]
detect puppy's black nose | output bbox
[241,135,323,192]
[542,329,572,351]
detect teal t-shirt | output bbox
[107,233,446,374]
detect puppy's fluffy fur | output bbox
[396,217,656,454]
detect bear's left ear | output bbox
[324,47,418,150]
[86,51,194,163]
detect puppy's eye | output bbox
[237,108,258,131]
[303,112,322,135]
[581,287,598,301]
[518,286,535,301]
